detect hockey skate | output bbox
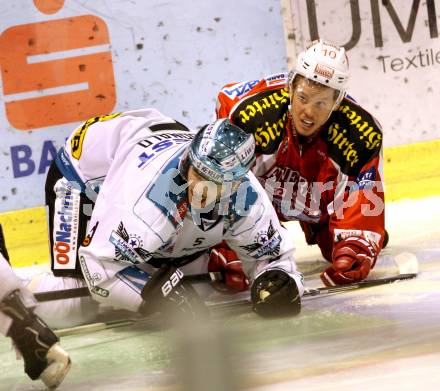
[39,343,71,389]
[1,290,71,389]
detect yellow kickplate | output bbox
[384,139,440,202]
[0,206,49,267]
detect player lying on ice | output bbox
[211,39,386,289]
[0,228,70,389]
[30,108,304,329]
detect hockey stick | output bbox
[168,271,418,297]
[54,272,418,336]
[303,272,417,296]
[33,272,224,302]
[174,252,420,297]
[35,268,416,302]
[50,253,419,336]
[35,252,419,302]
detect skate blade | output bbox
[40,343,71,389]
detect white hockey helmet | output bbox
[289,39,349,108]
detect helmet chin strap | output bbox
[331,91,346,111]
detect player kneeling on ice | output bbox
[213,39,386,287]
[0,229,70,389]
[40,109,303,320]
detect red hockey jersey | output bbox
[216,73,385,249]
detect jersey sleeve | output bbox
[76,114,184,311]
[215,81,249,119]
[321,98,386,253]
[215,75,287,120]
[223,174,304,292]
[216,75,290,157]
[65,108,180,181]
[77,186,167,311]
[327,148,385,251]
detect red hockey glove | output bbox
[320,237,378,287]
[208,244,249,292]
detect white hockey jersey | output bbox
[57,108,302,311]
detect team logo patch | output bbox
[109,222,152,264]
[79,256,109,297]
[334,229,381,248]
[314,63,334,79]
[82,221,99,247]
[53,180,81,270]
[240,220,281,258]
[223,80,259,98]
[356,167,376,190]
[265,73,287,87]
[116,266,152,294]
[71,112,121,160]
[235,136,255,165]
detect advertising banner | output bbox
[0,0,286,211]
[282,0,440,147]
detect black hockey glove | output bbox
[251,269,301,317]
[140,266,206,318]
